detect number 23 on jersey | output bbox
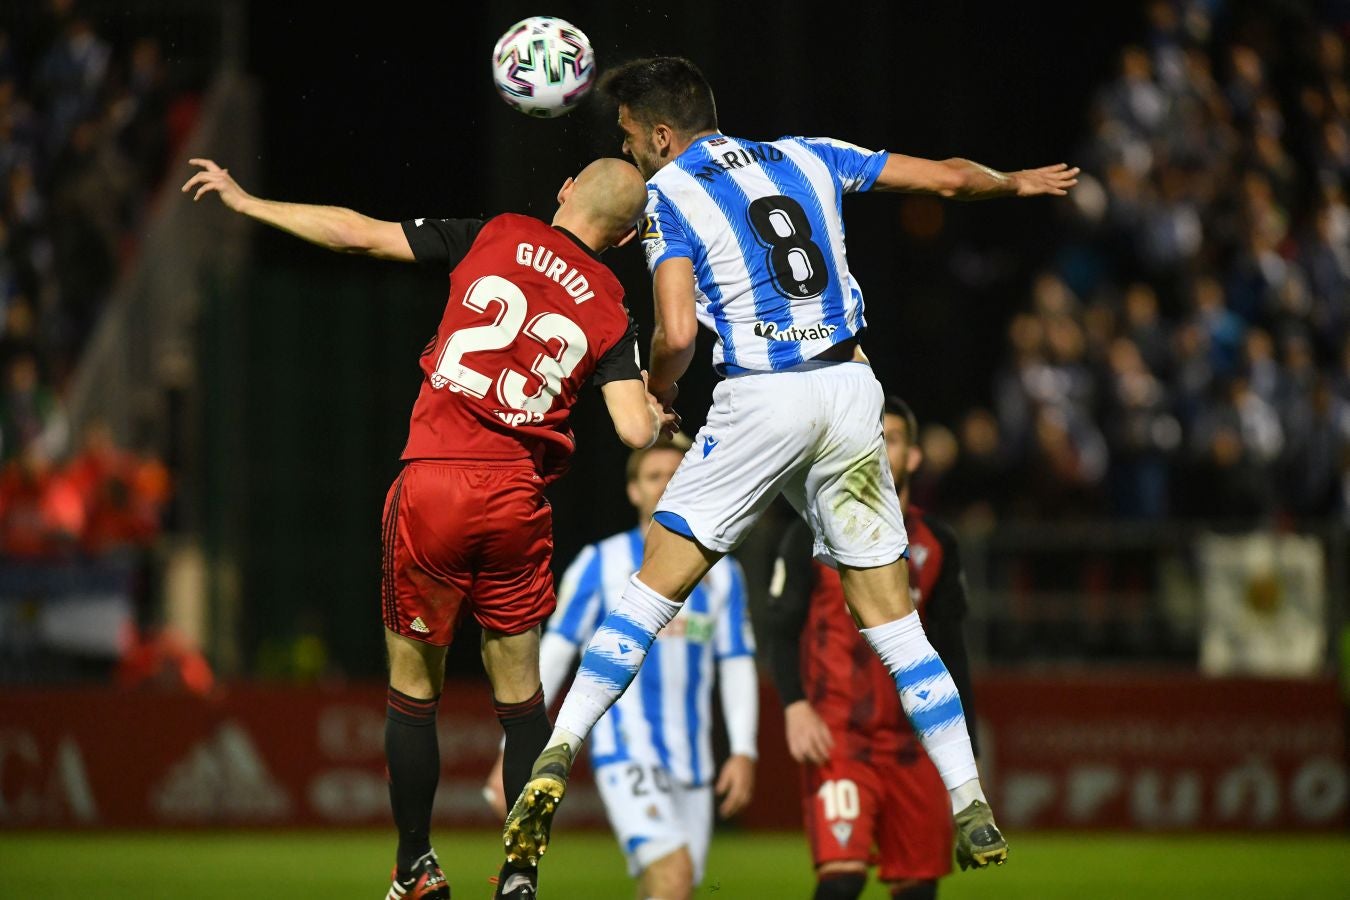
[429,274,588,417]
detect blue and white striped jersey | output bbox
[548,528,754,787]
[641,134,888,374]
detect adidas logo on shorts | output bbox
[410,617,430,634]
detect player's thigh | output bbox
[803,758,882,869]
[381,462,478,646]
[594,760,687,879]
[654,374,819,555]
[469,467,557,636]
[670,781,713,885]
[875,754,953,883]
[801,365,908,569]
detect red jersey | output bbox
[769,507,977,765]
[399,213,640,477]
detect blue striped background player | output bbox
[503,56,1077,883]
[541,435,757,900]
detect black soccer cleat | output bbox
[491,859,538,899]
[502,742,572,867]
[954,799,1009,870]
[385,849,450,899]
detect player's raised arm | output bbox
[600,377,675,450]
[872,154,1080,200]
[181,158,416,260]
[647,257,699,406]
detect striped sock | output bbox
[860,612,982,803]
[385,687,440,877]
[552,575,681,752]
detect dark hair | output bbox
[598,56,718,134]
[883,395,919,444]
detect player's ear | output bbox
[652,124,672,153]
[613,225,638,248]
[556,176,576,206]
[906,444,923,475]
[626,479,642,509]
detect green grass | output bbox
[0,830,1346,899]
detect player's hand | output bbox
[482,751,507,819]
[715,753,756,818]
[1009,163,1080,197]
[642,371,681,438]
[649,378,679,412]
[784,700,834,765]
[181,158,254,211]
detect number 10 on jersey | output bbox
[430,274,588,415]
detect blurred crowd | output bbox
[917,1,1350,527]
[0,3,192,558]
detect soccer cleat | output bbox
[385,849,450,899]
[490,860,538,899]
[502,742,572,866]
[954,800,1008,870]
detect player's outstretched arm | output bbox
[181,158,416,260]
[600,377,674,449]
[873,154,1079,200]
[647,258,699,408]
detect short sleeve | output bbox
[640,188,693,273]
[794,137,889,193]
[714,558,756,660]
[400,217,486,268]
[592,314,642,386]
[549,544,605,644]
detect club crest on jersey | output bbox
[752,321,837,342]
[909,543,929,571]
[830,821,854,848]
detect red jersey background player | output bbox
[184,157,671,900]
[766,396,980,900]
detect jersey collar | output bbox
[680,132,725,159]
[553,225,602,261]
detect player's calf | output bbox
[814,867,867,900]
[550,575,681,748]
[494,685,551,803]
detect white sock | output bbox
[860,611,982,805]
[550,575,681,752]
[951,777,988,813]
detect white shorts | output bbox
[594,759,713,882]
[656,361,908,567]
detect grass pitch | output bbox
[0,829,1346,899]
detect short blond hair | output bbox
[626,432,692,483]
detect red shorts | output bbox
[803,752,952,882]
[381,460,554,645]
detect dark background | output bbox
[232,0,1144,675]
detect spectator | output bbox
[0,438,84,558]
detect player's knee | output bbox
[887,878,936,900]
[813,865,867,900]
[642,847,694,899]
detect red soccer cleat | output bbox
[385,850,450,899]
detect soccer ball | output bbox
[491,16,595,118]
